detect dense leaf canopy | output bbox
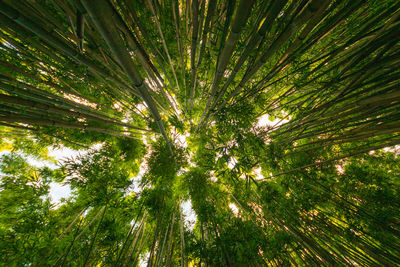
[0,0,400,265]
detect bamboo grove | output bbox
[0,0,399,265]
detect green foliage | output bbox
[63,144,133,206]
[0,153,52,265]
[0,0,399,265]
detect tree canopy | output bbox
[0,0,400,265]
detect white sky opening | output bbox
[253,167,264,180]
[141,252,150,267]
[227,156,237,169]
[256,114,290,128]
[1,143,103,205]
[128,163,147,195]
[63,93,97,109]
[49,182,72,204]
[229,202,239,216]
[113,102,123,111]
[383,145,400,156]
[128,134,154,195]
[336,164,345,174]
[172,128,190,148]
[215,152,223,161]
[181,199,197,232]
[136,103,147,112]
[47,144,100,204]
[210,171,218,182]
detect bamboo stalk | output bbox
[123,212,147,266]
[189,0,199,114]
[179,206,187,267]
[145,0,181,95]
[83,204,107,266]
[197,0,254,129]
[81,0,172,152]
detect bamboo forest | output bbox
[1,0,400,265]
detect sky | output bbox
[0,115,285,236]
[0,140,200,235]
[31,146,82,203]
[0,145,82,204]
[3,115,398,266]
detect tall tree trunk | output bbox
[80,0,173,152]
[83,204,107,266]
